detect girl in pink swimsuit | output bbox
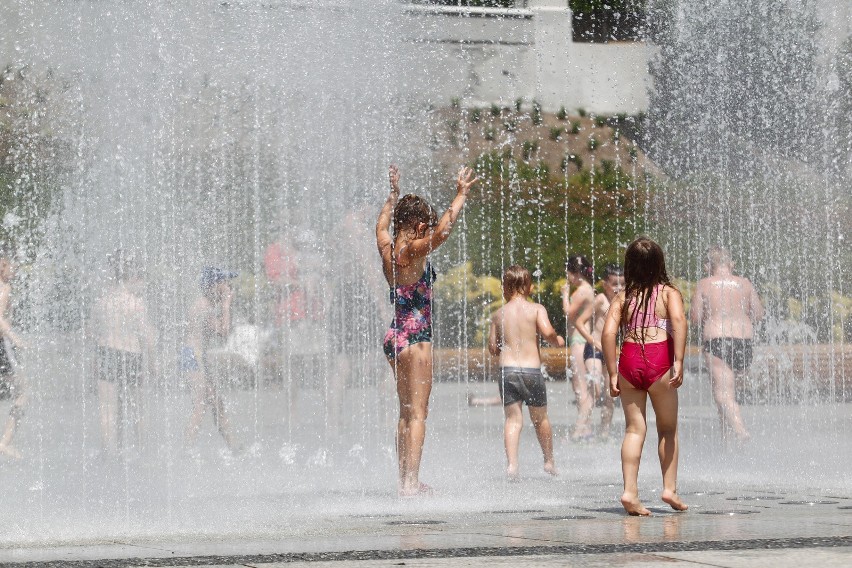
[601,237,688,516]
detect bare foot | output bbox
[543,462,558,477]
[0,443,22,460]
[621,492,651,516]
[399,482,434,498]
[661,490,688,512]
[507,464,520,482]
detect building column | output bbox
[529,0,577,112]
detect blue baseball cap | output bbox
[200,267,238,289]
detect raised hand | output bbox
[388,164,400,195]
[456,166,478,196]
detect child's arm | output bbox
[563,286,590,325]
[376,165,400,265]
[396,167,477,264]
[0,285,22,348]
[487,312,501,357]
[536,305,565,348]
[601,294,623,397]
[666,287,687,388]
[573,296,595,345]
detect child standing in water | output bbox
[89,250,158,455]
[690,246,763,442]
[183,267,242,454]
[602,237,688,516]
[562,255,595,441]
[583,264,624,440]
[0,249,27,460]
[488,265,564,480]
[376,164,477,497]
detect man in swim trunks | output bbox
[489,265,564,480]
[690,246,764,441]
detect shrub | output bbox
[549,127,563,141]
[577,107,588,117]
[561,153,583,172]
[450,96,461,109]
[531,99,543,125]
[521,140,539,161]
[570,120,581,134]
[556,106,568,121]
[503,118,518,132]
[483,126,496,141]
[470,107,482,123]
[490,103,501,117]
[514,97,523,112]
[594,114,607,127]
[588,136,600,151]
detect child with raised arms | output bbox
[488,265,564,480]
[601,237,688,516]
[376,164,477,497]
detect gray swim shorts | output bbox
[498,367,547,407]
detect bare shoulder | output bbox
[594,293,608,310]
[662,284,683,300]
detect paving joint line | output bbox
[2,536,850,567]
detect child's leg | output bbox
[391,357,411,489]
[585,358,602,402]
[618,376,650,516]
[586,358,613,436]
[185,370,208,446]
[97,379,118,454]
[209,381,240,452]
[570,345,593,439]
[395,343,433,494]
[648,375,687,511]
[0,372,27,459]
[528,405,557,476]
[503,401,523,479]
[706,354,749,440]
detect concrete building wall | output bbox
[402,1,653,114]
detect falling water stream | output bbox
[0,0,849,547]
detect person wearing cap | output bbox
[182,266,241,454]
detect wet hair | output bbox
[393,194,438,237]
[109,249,139,282]
[620,236,675,345]
[602,263,624,281]
[705,245,732,272]
[565,254,594,285]
[502,265,532,301]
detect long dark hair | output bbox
[565,254,594,285]
[620,236,674,342]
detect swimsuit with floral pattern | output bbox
[383,264,435,360]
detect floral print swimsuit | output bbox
[383,263,436,361]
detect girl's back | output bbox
[622,284,675,345]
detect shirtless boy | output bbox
[690,246,763,441]
[488,265,564,480]
[0,250,26,460]
[583,264,624,440]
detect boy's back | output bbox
[491,298,552,369]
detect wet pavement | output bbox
[2,368,851,566]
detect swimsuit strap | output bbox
[388,262,436,304]
[626,284,666,332]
